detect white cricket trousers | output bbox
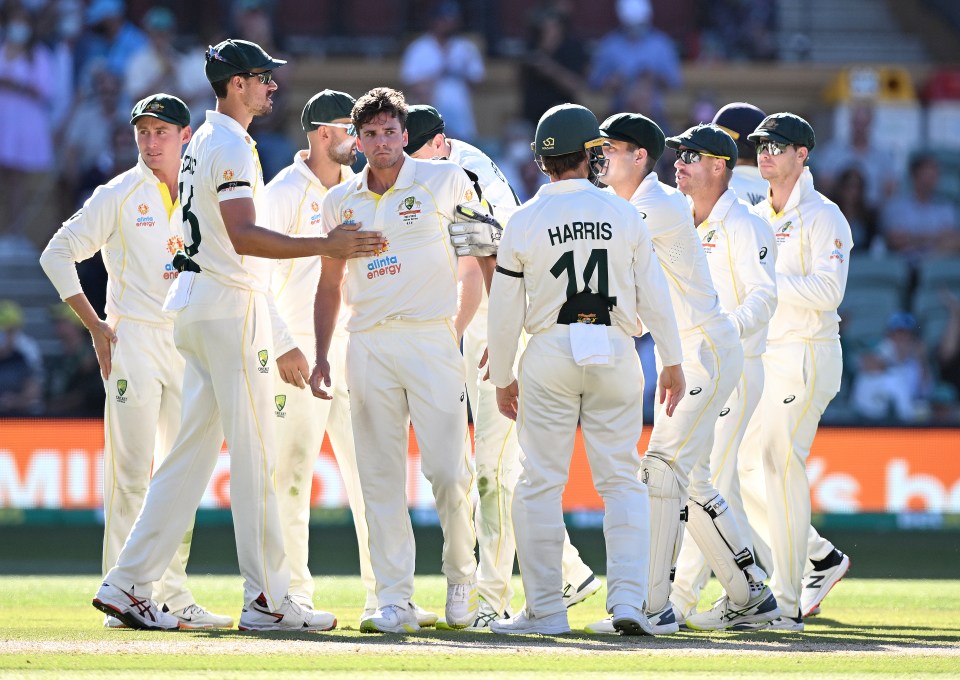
[347,319,477,608]
[739,340,843,619]
[513,325,650,619]
[102,318,193,612]
[464,311,595,614]
[274,330,376,610]
[106,277,291,609]
[671,354,763,617]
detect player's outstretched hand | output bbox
[658,364,685,417]
[89,320,117,380]
[278,348,310,389]
[496,380,519,421]
[309,358,334,400]
[322,222,386,259]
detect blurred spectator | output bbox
[232,0,283,55]
[828,167,881,254]
[44,303,104,417]
[699,0,777,62]
[937,288,960,395]
[0,1,57,242]
[813,103,897,211]
[34,0,81,137]
[0,300,43,416]
[494,118,546,202]
[713,101,768,206]
[880,155,960,263]
[400,1,485,141]
[248,91,297,183]
[928,384,960,425]
[851,312,932,422]
[74,0,146,83]
[518,5,588,126]
[61,67,129,205]
[76,119,140,203]
[587,0,680,121]
[123,7,210,128]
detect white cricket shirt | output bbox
[730,165,768,207]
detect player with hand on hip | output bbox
[311,88,480,634]
[406,105,602,627]
[735,113,852,630]
[665,124,780,630]
[486,103,685,635]
[41,93,231,630]
[91,39,384,632]
[586,113,772,635]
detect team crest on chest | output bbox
[775,220,794,245]
[398,195,422,224]
[702,229,717,251]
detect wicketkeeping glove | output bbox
[449,204,503,257]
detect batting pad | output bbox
[686,494,765,606]
[641,455,685,614]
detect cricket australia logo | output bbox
[398,195,422,225]
[116,379,128,404]
[776,220,794,245]
[275,394,286,417]
[258,349,270,373]
[702,229,717,252]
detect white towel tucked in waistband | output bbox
[569,322,610,366]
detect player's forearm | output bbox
[454,258,484,336]
[228,221,327,259]
[313,286,341,362]
[62,293,103,330]
[487,275,525,388]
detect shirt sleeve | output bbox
[728,215,778,337]
[487,213,526,388]
[39,186,117,301]
[633,213,683,366]
[211,142,257,203]
[260,181,298,236]
[777,205,852,311]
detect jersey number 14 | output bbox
[550,248,617,306]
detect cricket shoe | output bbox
[359,603,421,634]
[238,594,336,632]
[164,603,234,630]
[611,604,656,636]
[490,609,570,635]
[363,601,438,628]
[92,582,178,631]
[685,586,780,631]
[465,597,511,630]
[807,605,822,617]
[444,579,479,629]
[585,605,679,636]
[103,614,126,629]
[733,615,804,632]
[562,574,603,609]
[801,549,851,617]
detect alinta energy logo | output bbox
[310,200,322,225]
[116,379,128,404]
[135,203,155,228]
[275,394,286,418]
[258,349,270,374]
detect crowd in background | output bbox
[1,0,958,424]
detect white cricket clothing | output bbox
[488,178,682,618]
[695,189,778,357]
[320,157,483,332]
[106,110,295,611]
[39,156,194,612]
[751,167,852,344]
[320,157,480,607]
[730,165,768,207]
[739,167,852,618]
[261,153,373,609]
[447,139,520,227]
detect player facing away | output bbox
[41,93,231,629]
[586,113,777,635]
[486,103,685,636]
[665,124,780,629]
[737,113,852,629]
[405,104,602,628]
[91,39,384,632]
[311,87,480,634]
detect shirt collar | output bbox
[702,188,739,225]
[536,178,595,195]
[206,110,257,148]
[352,154,415,194]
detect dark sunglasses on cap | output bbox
[675,148,730,164]
[205,45,274,84]
[756,140,792,156]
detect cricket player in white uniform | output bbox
[311,88,480,634]
[485,104,685,635]
[91,39,384,632]
[586,113,772,635]
[735,113,852,630]
[713,103,769,207]
[405,105,601,626]
[41,94,231,630]
[664,124,780,629]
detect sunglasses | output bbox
[675,149,730,164]
[313,121,357,136]
[757,140,791,156]
[205,45,274,84]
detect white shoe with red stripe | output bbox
[238,593,336,632]
[92,582,178,631]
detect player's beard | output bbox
[366,146,402,170]
[328,137,357,166]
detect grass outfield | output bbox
[1,576,958,678]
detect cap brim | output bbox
[747,130,794,145]
[666,137,720,156]
[715,124,740,140]
[131,112,186,127]
[584,137,608,150]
